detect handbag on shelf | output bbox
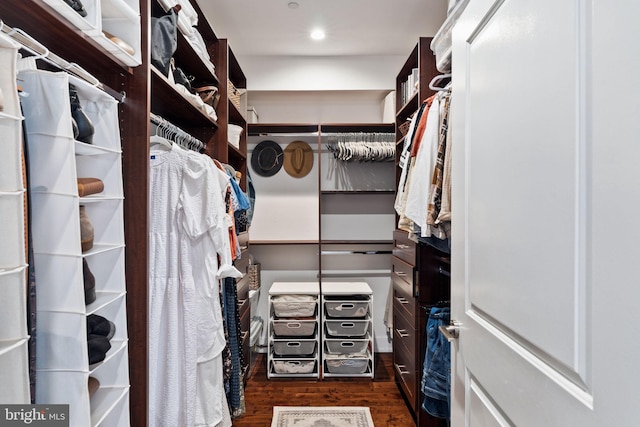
[172,66,195,93]
[150,5,181,76]
[193,85,220,109]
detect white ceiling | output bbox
[196,0,448,57]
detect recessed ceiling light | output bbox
[310,29,325,40]
[287,2,299,9]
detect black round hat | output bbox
[251,140,283,177]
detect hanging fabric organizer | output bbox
[0,28,30,406]
[19,61,130,426]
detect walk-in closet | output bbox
[1,0,638,426]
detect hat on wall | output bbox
[283,140,314,178]
[251,140,283,177]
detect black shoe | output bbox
[69,84,94,144]
[63,0,88,17]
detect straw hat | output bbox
[283,140,313,178]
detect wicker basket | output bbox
[227,80,241,110]
[398,120,412,137]
[248,263,260,291]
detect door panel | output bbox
[466,0,582,376]
[451,0,640,425]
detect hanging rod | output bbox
[150,112,205,151]
[0,22,125,102]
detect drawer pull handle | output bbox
[287,342,301,347]
[287,323,301,329]
[340,342,355,348]
[395,271,407,277]
[395,363,410,375]
[339,303,355,310]
[340,322,355,328]
[396,244,410,249]
[395,296,409,305]
[396,328,409,338]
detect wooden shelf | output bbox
[0,0,134,76]
[248,123,320,136]
[150,66,219,129]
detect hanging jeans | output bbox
[421,306,451,420]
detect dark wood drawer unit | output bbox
[392,229,450,427]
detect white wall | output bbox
[242,55,405,92]
[248,90,392,124]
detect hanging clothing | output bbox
[223,277,246,418]
[148,142,240,427]
[403,96,441,237]
[427,93,451,227]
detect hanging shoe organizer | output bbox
[0,30,30,405]
[20,69,130,427]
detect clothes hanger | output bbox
[150,121,173,150]
[429,73,452,91]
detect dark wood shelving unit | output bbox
[1,0,252,424]
[393,37,449,427]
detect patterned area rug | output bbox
[271,406,374,427]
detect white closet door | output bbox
[0,31,30,405]
[450,0,640,426]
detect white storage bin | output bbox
[228,124,243,150]
[324,356,369,375]
[272,340,316,357]
[0,192,26,268]
[272,319,316,337]
[272,360,315,374]
[0,266,28,341]
[0,339,31,404]
[325,320,369,338]
[272,294,317,318]
[325,300,369,318]
[324,339,369,355]
[41,0,101,34]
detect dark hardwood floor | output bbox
[232,352,416,426]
